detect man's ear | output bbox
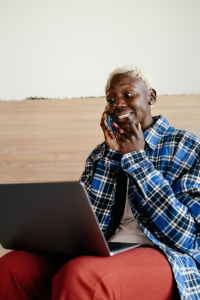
[148,89,157,105]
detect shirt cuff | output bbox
[102,146,122,168]
[121,150,152,172]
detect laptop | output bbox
[0,181,140,256]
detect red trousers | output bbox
[0,247,180,300]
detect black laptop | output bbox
[0,181,140,256]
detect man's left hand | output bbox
[117,122,145,155]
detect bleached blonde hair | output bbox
[105,65,156,92]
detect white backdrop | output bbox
[0,0,200,100]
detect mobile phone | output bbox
[104,115,118,139]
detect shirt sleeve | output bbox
[80,144,122,231]
[121,149,200,253]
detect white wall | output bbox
[0,0,200,100]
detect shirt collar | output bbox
[143,115,169,151]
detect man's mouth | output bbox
[117,113,132,119]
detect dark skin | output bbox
[100,74,156,156]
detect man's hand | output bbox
[100,108,120,151]
[117,121,145,155]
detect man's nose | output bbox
[114,97,126,109]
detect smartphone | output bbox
[104,115,118,139]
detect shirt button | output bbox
[123,165,128,170]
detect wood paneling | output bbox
[0,95,200,256]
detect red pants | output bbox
[0,247,179,300]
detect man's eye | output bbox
[125,93,133,99]
[107,98,115,103]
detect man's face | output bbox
[106,74,154,131]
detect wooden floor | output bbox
[0,94,200,256]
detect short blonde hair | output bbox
[105,65,156,92]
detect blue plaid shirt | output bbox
[80,115,200,300]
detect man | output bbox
[80,66,200,300]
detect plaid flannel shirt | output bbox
[80,115,200,300]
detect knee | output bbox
[0,250,56,300]
[0,251,36,279]
[52,256,98,299]
[53,255,91,285]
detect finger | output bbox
[100,114,113,138]
[102,111,108,118]
[116,132,121,139]
[118,132,127,142]
[128,121,140,135]
[100,121,110,137]
[103,128,111,137]
[102,113,108,121]
[100,113,108,127]
[116,137,123,146]
[137,123,143,133]
[100,119,107,131]
[122,126,133,138]
[116,128,123,139]
[118,128,124,134]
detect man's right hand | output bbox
[100,107,120,152]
